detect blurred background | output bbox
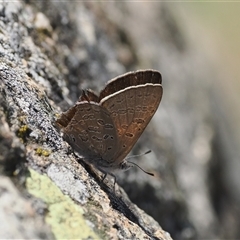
[180,3,240,173]
[175,4,240,239]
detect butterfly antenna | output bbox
[126,150,154,176]
[127,160,154,176]
[126,150,152,159]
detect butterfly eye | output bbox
[120,163,125,170]
[120,161,132,171]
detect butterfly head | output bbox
[119,160,134,172]
[120,159,154,176]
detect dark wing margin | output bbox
[99,70,162,101]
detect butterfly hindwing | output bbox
[57,102,118,162]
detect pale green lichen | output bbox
[26,168,99,239]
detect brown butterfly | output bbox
[56,70,163,187]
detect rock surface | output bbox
[1,1,239,240]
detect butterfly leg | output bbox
[101,171,117,192]
[107,172,117,192]
[101,173,107,182]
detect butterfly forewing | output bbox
[100,74,162,163]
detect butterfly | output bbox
[56,70,163,187]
